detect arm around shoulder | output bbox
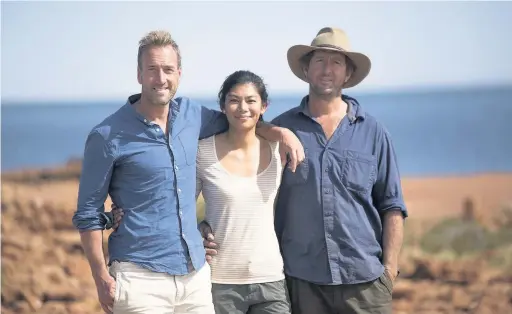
[199,106,229,139]
[255,120,305,171]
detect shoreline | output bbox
[3,84,512,106]
[3,158,512,180]
[3,161,511,222]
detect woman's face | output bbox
[222,83,267,132]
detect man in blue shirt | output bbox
[204,27,408,314]
[72,30,304,314]
[274,26,407,314]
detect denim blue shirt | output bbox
[272,94,408,285]
[72,94,228,275]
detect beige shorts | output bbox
[109,261,214,314]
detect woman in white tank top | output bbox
[195,70,290,314]
[111,70,291,314]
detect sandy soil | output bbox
[402,173,512,220]
[1,165,511,313]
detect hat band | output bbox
[314,44,346,52]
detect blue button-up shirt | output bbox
[72,94,228,275]
[272,94,408,285]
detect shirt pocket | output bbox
[341,150,377,195]
[282,148,309,186]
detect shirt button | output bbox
[175,165,179,171]
[177,188,181,194]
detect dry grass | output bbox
[403,205,512,272]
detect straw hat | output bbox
[287,27,371,88]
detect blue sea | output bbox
[2,86,512,176]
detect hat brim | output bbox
[287,45,371,89]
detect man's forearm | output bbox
[79,229,109,281]
[255,121,304,172]
[382,210,404,271]
[255,121,284,142]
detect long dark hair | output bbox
[218,70,269,121]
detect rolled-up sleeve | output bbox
[72,129,117,230]
[199,106,228,139]
[372,126,408,218]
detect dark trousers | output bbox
[286,273,393,314]
[212,279,291,314]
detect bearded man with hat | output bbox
[270,27,408,313]
[202,26,407,313]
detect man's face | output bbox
[305,50,350,97]
[137,45,181,106]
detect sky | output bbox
[2,1,512,103]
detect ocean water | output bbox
[2,86,512,176]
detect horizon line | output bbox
[2,83,512,106]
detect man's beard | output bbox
[310,84,342,98]
[149,86,177,106]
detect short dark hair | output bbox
[218,70,269,107]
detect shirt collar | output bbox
[298,94,366,123]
